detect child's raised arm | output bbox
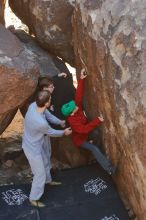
[75,68,87,106]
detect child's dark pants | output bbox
[81,141,114,174]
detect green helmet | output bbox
[61,100,76,117]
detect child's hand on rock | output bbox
[80,68,87,79]
[98,115,104,122]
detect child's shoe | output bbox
[107,166,117,176]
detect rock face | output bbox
[0,25,39,134]
[0,109,17,136]
[52,136,94,168]
[9,0,75,65]
[0,0,6,25]
[0,26,67,134]
[73,1,146,219]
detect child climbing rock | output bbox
[61,69,116,175]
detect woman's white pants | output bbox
[24,145,52,201]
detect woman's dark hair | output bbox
[36,90,51,107]
[37,76,53,91]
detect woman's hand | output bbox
[60,120,66,128]
[58,72,67,78]
[64,127,72,136]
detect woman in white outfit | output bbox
[22,90,72,207]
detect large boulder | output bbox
[0,0,6,25]
[0,26,62,134]
[73,0,146,219]
[9,0,75,65]
[0,25,39,134]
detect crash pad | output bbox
[0,164,130,220]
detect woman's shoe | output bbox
[48,181,62,186]
[30,200,46,208]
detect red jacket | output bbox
[67,79,102,147]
